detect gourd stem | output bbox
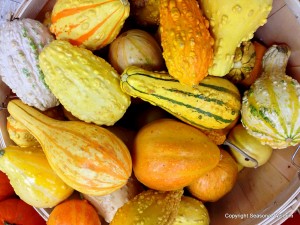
[119,0,129,6]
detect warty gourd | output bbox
[0,18,59,111]
[198,0,273,76]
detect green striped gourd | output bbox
[241,44,300,149]
[39,40,131,126]
[120,66,241,130]
[7,99,132,196]
[50,0,130,50]
[0,18,58,111]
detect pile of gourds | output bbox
[1,0,300,224]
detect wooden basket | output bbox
[1,0,300,224]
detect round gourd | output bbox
[0,171,15,202]
[227,123,273,167]
[132,118,220,191]
[50,0,130,50]
[0,18,58,111]
[241,44,300,149]
[47,199,101,225]
[187,149,238,202]
[108,29,165,74]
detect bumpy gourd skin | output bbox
[160,0,214,86]
[50,0,130,50]
[0,19,59,111]
[39,40,131,126]
[241,45,300,149]
[199,0,273,76]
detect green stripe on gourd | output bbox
[241,44,300,149]
[120,66,241,130]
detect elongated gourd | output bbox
[120,66,241,130]
[50,0,130,50]
[39,40,131,126]
[160,0,214,86]
[241,45,300,149]
[198,0,273,76]
[7,99,132,196]
[0,146,73,208]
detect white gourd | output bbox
[0,18,59,111]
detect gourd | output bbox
[47,199,101,225]
[110,189,183,225]
[0,171,15,202]
[159,0,214,86]
[50,0,130,50]
[39,40,131,126]
[7,99,132,196]
[227,123,273,167]
[132,119,220,191]
[0,18,59,111]
[108,29,165,74]
[187,149,238,202]
[173,196,210,225]
[120,66,241,130]
[241,44,300,149]
[198,0,273,76]
[0,198,46,225]
[225,41,256,84]
[130,0,160,26]
[0,145,74,208]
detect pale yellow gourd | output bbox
[198,0,273,76]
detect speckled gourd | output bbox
[39,40,131,126]
[7,99,133,196]
[0,18,59,111]
[198,0,273,76]
[160,0,214,86]
[0,146,74,208]
[241,44,300,149]
[50,0,130,50]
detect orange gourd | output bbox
[0,171,15,201]
[132,119,220,191]
[159,0,214,86]
[0,198,46,225]
[187,149,238,202]
[47,199,101,225]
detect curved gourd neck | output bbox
[262,45,290,76]
[119,0,129,6]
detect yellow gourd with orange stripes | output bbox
[50,0,130,50]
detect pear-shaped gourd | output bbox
[198,0,273,76]
[7,99,132,196]
[0,146,73,208]
[241,45,300,149]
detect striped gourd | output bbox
[120,66,241,130]
[241,44,300,149]
[7,99,132,196]
[0,18,58,111]
[50,0,130,50]
[0,146,73,208]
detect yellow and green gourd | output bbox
[198,0,273,76]
[241,44,300,149]
[120,66,241,130]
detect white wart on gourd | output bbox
[0,18,59,111]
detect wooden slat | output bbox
[0,0,22,24]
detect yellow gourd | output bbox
[0,146,73,208]
[198,0,273,76]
